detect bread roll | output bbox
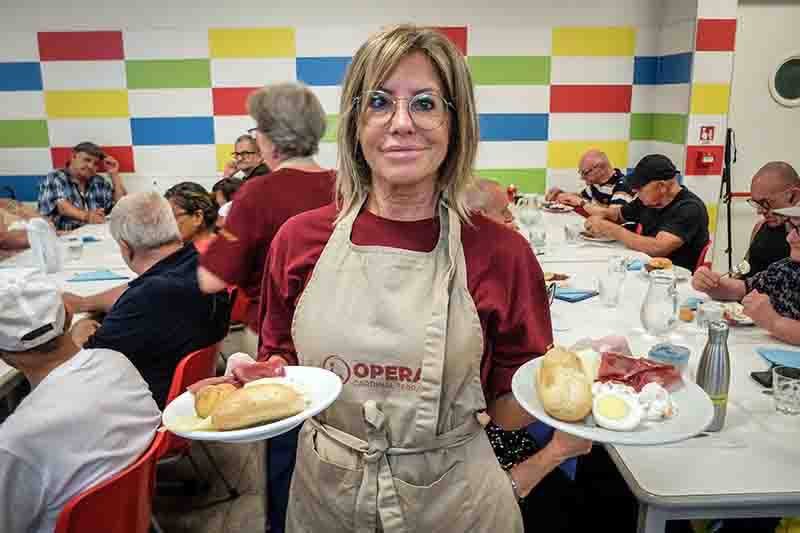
[537,347,593,422]
[195,383,237,418]
[211,383,306,431]
[646,257,673,272]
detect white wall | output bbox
[714,0,800,267]
[0,0,661,29]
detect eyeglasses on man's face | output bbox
[746,188,795,212]
[353,90,453,131]
[578,163,603,178]
[231,151,257,159]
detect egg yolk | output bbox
[596,395,630,420]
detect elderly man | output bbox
[67,192,230,408]
[465,178,517,229]
[221,134,270,181]
[585,154,709,271]
[0,269,160,533]
[692,206,800,346]
[38,142,127,231]
[738,162,799,277]
[545,149,634,215]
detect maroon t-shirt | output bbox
[200,167,334,331]
[259,203,553,402]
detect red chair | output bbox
[158,342,239,504]
[55,431,166,533]
[696,240,713,271]
[229,288,251,325]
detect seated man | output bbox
[465,177,517,229]
[692,206,800,346]
[0,269,160,533]
[585,154,709,271]
[69,192,230,408]
[38,142,127,231]
[221,134,270,181]
[545,149,634,215]
[740,161,799,277]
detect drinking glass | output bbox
[774,366,800,415]
[63,236,84,262]
[640,271,678,336]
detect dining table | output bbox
[529,209,800,533]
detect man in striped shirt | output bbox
[545,150,634,215]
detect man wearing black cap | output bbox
[585,154,709,271]
[38,141,128,231]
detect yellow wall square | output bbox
[45,90,129,118]
[547,140,629,169]
[209,28,296,58]
[691,84,731,114]
[552,27,636,56]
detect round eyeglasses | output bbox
[353,90,453,131]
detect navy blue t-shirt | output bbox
[86,244,230,408]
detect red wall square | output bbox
[38,31,125,61]
[685,145,724,176]
[550,85,632,113]
[433,27,468,55]
[212,87,260,116]
[696,19,737,52]
[51,146,135,173]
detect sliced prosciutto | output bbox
[598,352,683,392]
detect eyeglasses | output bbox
[578,163,603,178]
[746,188,795,212]
[231,151,257,159]
[353,90,453,131]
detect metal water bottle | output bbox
[696,320,731,431]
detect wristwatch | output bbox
[504,469,523,502]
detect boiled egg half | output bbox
[592,391,643,431]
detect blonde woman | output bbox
[259,25,589,532]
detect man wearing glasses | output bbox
[221,134,270,180]
[739,162,799,277]
[545,149,633,214]
[693,205,800,347]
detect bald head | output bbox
[578,150,613,184]
[466,178,514,227]
[751,161,800,226]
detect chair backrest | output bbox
[54,431,166,533]
[696,240,713,271]
[230,288,251,324]
[159,342,220,459]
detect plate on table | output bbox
[161,366,342,443]
[542,202,575,214]
[579,231,616,243]
[724,302,755,326]
[641,265,692,283]
[511,358,714,445]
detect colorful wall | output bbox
[0,0,735,219]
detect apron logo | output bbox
[322,355,421,389]
[323,355,352,384]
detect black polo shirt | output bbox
[620,187,710,271]
[86,244,230,408]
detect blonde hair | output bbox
[336,25,479,223]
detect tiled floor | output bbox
[153,329,269,533]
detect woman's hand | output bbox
[546,430,593,462]
[70,318,101,348]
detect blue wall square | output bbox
[479,113,549,141]
[296,57,352,86]
[658,53,693,85]
[633,56,659,85]
[0,62,43,91]
[130,117,215,145]
[0,175,45,202]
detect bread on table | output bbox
[537,347,593,422]
[211,383,306,431]
[646,257,673,273]
[194,383,237,418]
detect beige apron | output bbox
[285,199,523,533]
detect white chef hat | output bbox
[0,268,66,352]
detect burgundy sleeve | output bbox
[487,243,554,400]
[200,190,265,287]
[258,224,301,365]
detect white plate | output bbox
[724,303,755,326]
[543,203,574,213]
[641,265,692,282]
[511,358,715,445]
[161,366,342,443]
[579,232,616,243]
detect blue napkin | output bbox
[526,422,577,479]
[626,259,643,271]
[756,347,800,369]
[81,236,101,243]
[554,288,598,303]
[68,269,129,282]
[682,296,705,311]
